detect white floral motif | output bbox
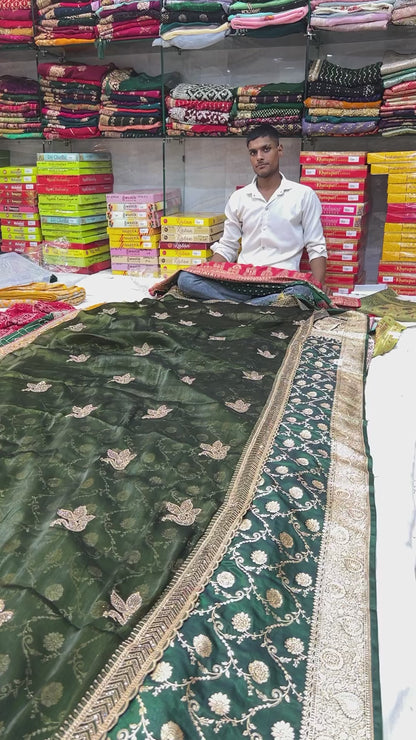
[181,376,195,385]
[154,312,169,319]
[251,550,267,565]
[217,572,235,588]
[102,307,117,315]
[68,323,85,332]
[271,331,289,339]
[133,343,153,356]
[67,354,90,363]
[151,661,173,682]
[199,440,230,459]
[296,573,312,587]
[266,501,280,513]
[193,635,213,657]
[208,692,230,716]
[101,449,137,470]
[257,349,276,359]
[111,373,135,384]
[208,310,223,317]
[242,370,264,381]
[289,487,303,499]
[50,506,95,532]
[248,660,269,683]
[160,721,184,740]
[66,404,98,418]
[142,405,173,419]
[103,589,142,625]
[161,499,201,526]
[232,612,251,632]
[22,381,51,393]
[0,599,13,626]
[305,518,320,532]
[179,320,195,326]
[271,720,295,739]
[225,399,251,413]
[239,518,252,531]
[285,637,305,655]
[280,532,294,549]
[266,588,283,608]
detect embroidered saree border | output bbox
[300,312,381,739]
[0,309,79,358]
[57,316,315,740]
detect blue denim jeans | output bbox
[177,271,315,306]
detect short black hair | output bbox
[246,124,280,147]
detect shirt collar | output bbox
[247,173,292,199]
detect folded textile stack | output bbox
[0,280,86,306]
[99,68,168,137]
[159,212,224,273]
[229,81,303,136]
[391,0,416,25]
[368,150,416,295]
[166,82,235,136]
[158,0,231,49]
[39,62,112,138]
[95,0,161,48]
[0,0,34,45]
[107,188,181,275]
[34,0,98,46]
[309,0,393,32]
[37,152,113,274]
[0,75,43,139]
[228,0,308,38]
[300,150,369,293]
[0,165,43,262]
[303,59,382,136]
[380,51,416,136]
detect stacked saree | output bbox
[0,0,34,45]
[228,0,309,38]
[0,75,43,138]
[391,0,416,25]
[166,81,235,136]
[95,0,161,47]
[0,265,382,740]
[229,81,304,136]
[99,68,169,137]
[157,0,231,49]
[380,50,416,136]
[34,0,98,46]
[303,58,382,136]
[309,0,393,32]
[39,61,112,138]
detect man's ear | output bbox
[278,144,283,154]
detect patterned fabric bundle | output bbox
[98,68,174,137]
[0,0,34,45]
[34,0,98,45]
[157,0,231,49]
[380,50,416,135]
[309,0,393,31]
[0,75,42,138]
[166,82,235,135]
[391,0,416,25]
[228,0,308,37]
[229,81,303,136]
[303,59,382,136]
[39,62,112,138]
[95,0,161,50]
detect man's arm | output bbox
[208,192,242,263]
[309,256,327,286]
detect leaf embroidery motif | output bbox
[242,371,264,381]
[67,354,90,363]
[271,331,289,339]
[66,404,98,418]
[179,320,195,326]
[225,400,251,413]
[0,599,13,626]
[257,349,276,359]
[68,323,85,332]
[101,449,137,470]
[22,381,51,393]
[199,440,230,459]
[102,307,117,315]
[133,343,153,356]
[111,373,135,384]
[208,310,223,317]
[154,312,169,320]
[208,336,226,341]
[50,506,95,532]
[142,405,173,419]
[162,499,201,526]
[181,376,195,385]
[103,589,142,625]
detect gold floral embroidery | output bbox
[199,440,230,459]
[66,404,98,418]
[242,370,264,381]
[103,589,142,625]
[181,376,195,385]
[225,399,251,413]
[160,722,184,740]
[142,405,173,419]
[67,354,90,363]
[50,506,95,532]
[68,323,85,332]
[133,343,153,356]
[257,349,276,359]
[271,331,289,339]
[193,635,212,657]
[248,660,269,684]
[22,381,51,393]
[208,692,230,716]
[162,499,201,526]
[0,599,13,626]
[154,312,169,320]
[100,449,137,470]
[111,373,135,384]
[179,320,195,326]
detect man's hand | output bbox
[209,253,227,263]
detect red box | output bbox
[299,151,367,165]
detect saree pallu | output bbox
[0,278,382,740]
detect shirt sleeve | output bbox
[302,187,328,262]
[210,192,242,262]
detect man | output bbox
[177,123,328,304]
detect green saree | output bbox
[0,295,381,740]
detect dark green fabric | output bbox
[0,296,314,739]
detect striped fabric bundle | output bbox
[158,0,231,49]
[380,51,416,135]
[166,82,234,135]
[229,81,303,136]
[309,0,393,32]
[0,0,34,45]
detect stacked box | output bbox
[368,150,416,295]
[37,152,113,274]
[0,165,43,263]
[106,188,182,276]
[159,212,225,274]
[299,151,369,294]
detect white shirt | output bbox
[211,174,327,270]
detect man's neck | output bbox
[256,172,282,200]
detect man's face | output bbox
[247,136,282,179]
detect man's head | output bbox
[246,125,282,180]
